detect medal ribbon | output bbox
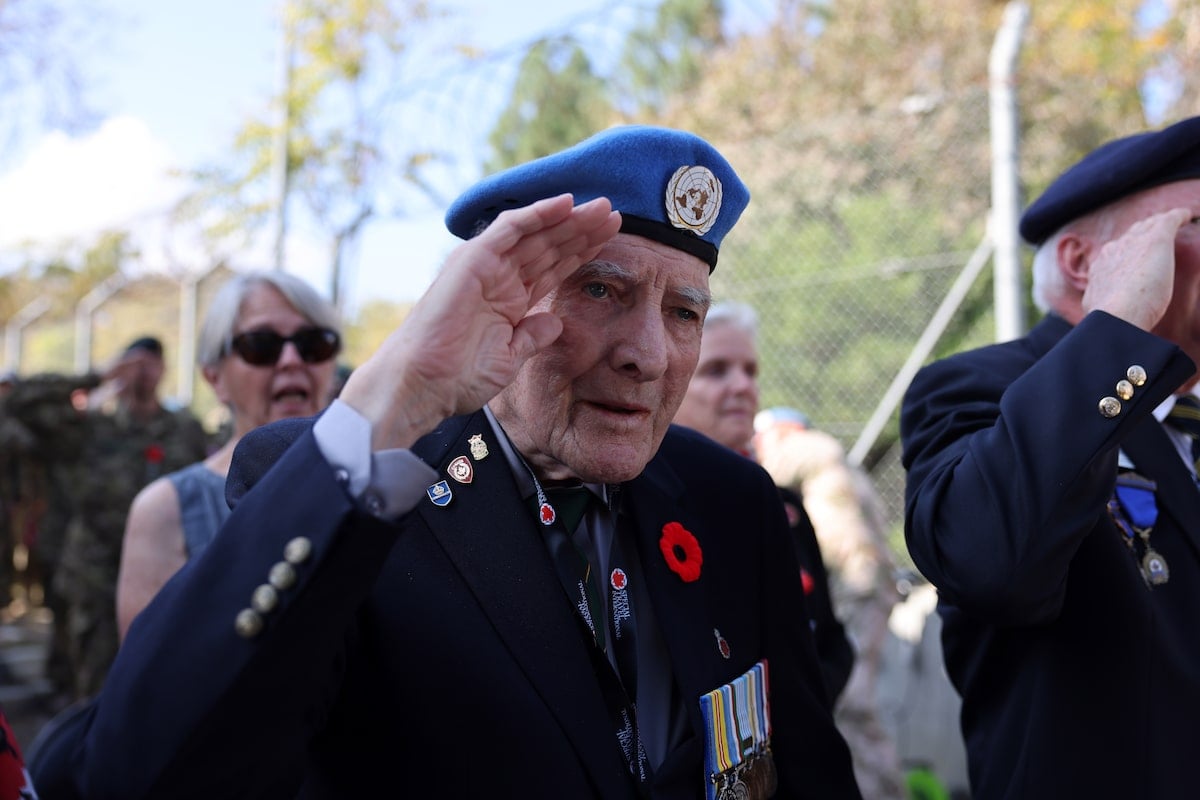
[1109,472,1170,586]
[700,660,772,800]
[1114,473,1158,529]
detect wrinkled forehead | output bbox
[583,233,712,301]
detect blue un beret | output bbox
[445,125,750,271]
[1020,115,1200,246]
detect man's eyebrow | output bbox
[677,285,712,310]
[578,260,635,282]
[577,259,710,309]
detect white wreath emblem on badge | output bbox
[665,165,723,236]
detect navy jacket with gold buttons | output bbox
[902,311,1200,799]
[79,412,861,799]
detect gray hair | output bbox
[703,300,758,338]
[1030,207,1121,314]
[1029,230,1065,314]
[197,271,342,368]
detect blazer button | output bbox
[284,536,313,565]
[252,584,279,614]
[1126,365,1147,386]
[269,562,297,590]
[1098,396,1121,418]
[235,609,264,638]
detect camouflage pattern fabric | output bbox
[0,375,99,697]
[54,402,207,700]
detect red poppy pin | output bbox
[800,567,815,596]
[659,521,702,583]
[144,443,165,464]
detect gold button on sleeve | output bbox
[284,536,313,565]
[269,562,297,590]
[1127,365,1147,386]
[235,609,264,638]
[252,584,279,613]
[1098,396,1122,418]
[1116,380,1134,401]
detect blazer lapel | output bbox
[623,456,735,783]
[411,413,634,798]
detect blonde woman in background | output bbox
[116,270,341,640]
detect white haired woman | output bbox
[115,270,342,640]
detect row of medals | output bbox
[713,748,777,800]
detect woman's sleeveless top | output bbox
[167,462,232,559]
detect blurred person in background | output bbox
[673,301,904,799]
[753,407,960,799]
[0,371,98,702]
[53,336,207,701]
[117,271,341,640]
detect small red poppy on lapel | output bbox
[659,521,702,582]
[800,567,815,595]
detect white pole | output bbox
[4,297,52,372]
[989,1,1030,342]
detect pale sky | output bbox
[0,0,626,311]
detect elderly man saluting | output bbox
[902,115,1200,799]
[75,127,860,799]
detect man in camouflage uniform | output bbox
[54,337,207,700]
[0,372,22,612]
[0,371,98,699]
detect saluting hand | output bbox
[1082,207,1193,331]
[339,194,621,451]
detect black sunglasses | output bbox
[228,327,341,366]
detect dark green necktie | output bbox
[540,485,606,651]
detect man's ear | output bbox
[1057,232,1093,292]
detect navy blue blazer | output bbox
[901,311,1200,799]
[79,411,860,799]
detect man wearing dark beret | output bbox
[901,114,1200,799]
[72,126,861,798]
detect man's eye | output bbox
[675,308,698,322]
[584,283,609,299]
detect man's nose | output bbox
[612,306,670,380]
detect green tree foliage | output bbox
[485,40,612,172]
[483,0,725,172]
[1019,0,1168,196]
[611,0,725,119]
[172,0,446,309]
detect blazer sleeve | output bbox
[79,428,406,799]
[900,311,1194,625]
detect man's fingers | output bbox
[476,194,578,254]
[510,312,564,362]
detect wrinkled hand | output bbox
[340,194,622,450]
[1082,207,1193,330]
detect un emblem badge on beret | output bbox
[666,165,723,236]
